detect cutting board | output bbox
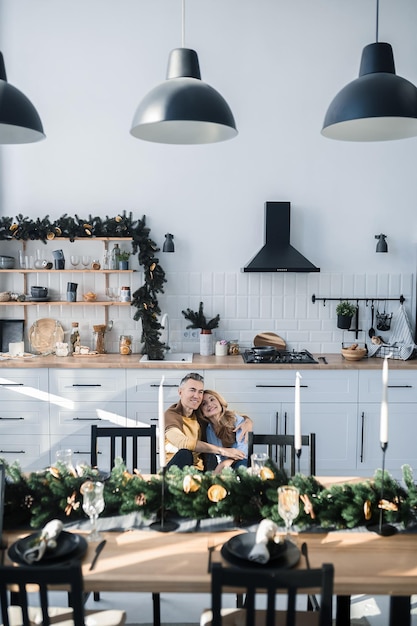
[254,332,286,350]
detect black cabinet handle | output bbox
[71,384,102,388]
[150,384,178,388]
[255,384,308,388]
[0,383,24,387]
[360,412,365,463]
[388,385,412,388]
[0,450,25,454]
[0,417,24,420]
[72,417,102,421]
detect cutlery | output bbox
[89,539,106,571]
[301,542,320,611]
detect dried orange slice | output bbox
[183,474,202,493]
[207,484,227,502]
[260,467,275,480]
[80,480,94,495]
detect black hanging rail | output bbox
[311,295,405,305]
[311,294,405,340]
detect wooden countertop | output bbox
[0,353,417,369]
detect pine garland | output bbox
[2,458,417,531]
[0,211,167,359]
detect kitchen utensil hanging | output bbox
[376,302,392,331]
[368,302,376,338]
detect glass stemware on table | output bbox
[81,255,91,269]
[70,255,80,269]
[277,485,300,537]
[82,481,105,542]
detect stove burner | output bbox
[242,349,318,364]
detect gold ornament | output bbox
[259,467,275,480]
[364,499,372,520]
[183,474,202,493]
[65,491,80,516]
[80,480,94,495]
[46,232,55,240]
[207,484,227,502]
[115,215,122,222]
[9,223,18,232]
[54,227,62,236]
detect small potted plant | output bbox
[336,301,357,330]
[182,302,220,356]
[116,250,131,270]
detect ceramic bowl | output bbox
[31,286,48,298]
[0,256,15,269]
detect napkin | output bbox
[248,519,278,564]
[22,519,64,563]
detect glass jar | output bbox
[119,335,132,355]
[93,324,107,353]
[120,286,131,302]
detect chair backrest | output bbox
[91,425,157,473]
[247,432,316,476]
[0,561,86,626]
[210,561,334,626]
[0,464,4,550]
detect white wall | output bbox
[0,0,416,352]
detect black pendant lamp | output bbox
[130,0,237,145]
[322,0,417,142]
[0,52,45,144]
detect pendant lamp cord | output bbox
[375,0,379,42]
[181,0,185,47]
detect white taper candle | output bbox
[158,375,166,468]
[380,355,391,444]
[294,371,302,451]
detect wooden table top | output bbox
[4,526,417,597]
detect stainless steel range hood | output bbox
[243,201,320,273]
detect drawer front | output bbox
[0,402,49,434]
[49,402,127,435]
[0,369,49,402]
[205,370,358,404]
[0,434,50,471]
[126,370,203,403]
[359,370,417,403]
[49,369,126,402]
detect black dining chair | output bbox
[201,561,334,626]
[90,425,160,624]
[0,561,126,626]
[247,432,316,476]
[90,424,157,474]
[0,463,5,561]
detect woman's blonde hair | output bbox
[197,389,237,447]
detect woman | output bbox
[197,389,248,474]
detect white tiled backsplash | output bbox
[2,270,414,355]
[159,271,415,355]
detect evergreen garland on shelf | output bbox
[3,458,417,531]
[0,211,167,359]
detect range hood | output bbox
[243,201,320,273]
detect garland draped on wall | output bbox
[3,459,417,531]
[0,211,167,358]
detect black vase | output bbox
[337,314,352,330]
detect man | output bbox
[164,372,251,470]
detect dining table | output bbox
[3,522,417,626]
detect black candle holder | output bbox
[150,466,179,533]
[296,448,302,474]
[367,442,397,536]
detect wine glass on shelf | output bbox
[278,485,299,538]
[82,481,105,542]
[70,255,80,269]
[106,287,117,301]
[81,255,91,269]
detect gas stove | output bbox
[242,349,318,364]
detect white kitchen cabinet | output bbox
[205,370,359,475]
[49,368,127,467]
[357,404,417,479]
[0,369,50,470]
[358,370,417,479]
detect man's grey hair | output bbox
[179,372,204,387]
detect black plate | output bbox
[28,297,50,302]
[8,531,87,565]
[221,533,300,570]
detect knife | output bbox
[89,539,106,571]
